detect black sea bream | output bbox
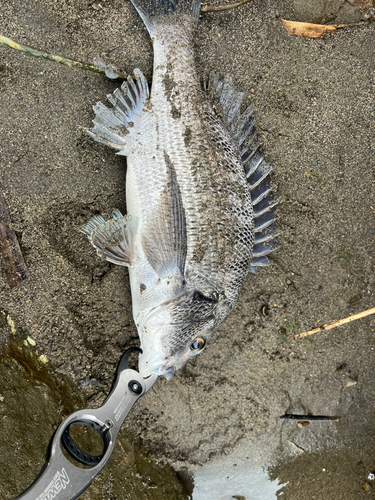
[82,0,276,379]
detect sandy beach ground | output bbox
[0,0,374,498]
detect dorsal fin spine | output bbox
[254,218,275,233]
[253,200,279,219]
[252,188,273,207]
[204,73,278,272]
[254,232,274,244]
[248,167,272,190]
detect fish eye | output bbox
[190,336,206,352]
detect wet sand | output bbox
[0,0,374,498]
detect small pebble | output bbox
[363,482,372,493]
[26,336,36,346]
[245,321,255,331]
[346,379,357,387]
[38,354,48,364]
[297,421,310,428]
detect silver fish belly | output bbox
[82,0,276,379]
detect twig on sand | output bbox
[201,0,253,13]
[287,440,305,453]
[0,191,29,288]
[280,414,340,421]
[294,307,375,339]
[0,34,127,79]
[0,0,254,75]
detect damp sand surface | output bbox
[0,0,374,498]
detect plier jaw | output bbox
[16,348,157,500]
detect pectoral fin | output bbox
[142,151,187,278]
[81,210,137,266]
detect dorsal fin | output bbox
[85,68,149,155]
[205,74,278,272]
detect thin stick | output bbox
[0,0,255,76]
[294,307,375,339]
[280,414,340,421]
[0,191,29,288]
[287,440,305,453]
[201,0,253,13]
[0,34,126,78]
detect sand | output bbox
[0,0,374,498]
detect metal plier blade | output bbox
[16,347,157,500]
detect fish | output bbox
[81,0,277,379]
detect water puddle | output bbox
[191,465,285,500]
[1,314,373,499]
[177,412,375,500]
[0,318,188,499]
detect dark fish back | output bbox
[205,74,278,272]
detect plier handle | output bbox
[16,347,157,500]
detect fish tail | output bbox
[130,0,201,32]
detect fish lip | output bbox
[139,352,177,380]
[158,365,176,380]
[141,356,177,380]
[153,357,177,380]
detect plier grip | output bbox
[16,347,157,500]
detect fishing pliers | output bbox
[16,347,157,500]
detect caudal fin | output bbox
[130,0,201,32]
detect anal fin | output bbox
[81,210,137,266]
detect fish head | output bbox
[137,289,224,379]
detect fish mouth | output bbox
[152,357,177,380]
[139,353,177,380]
[140,346,194,380]
[157,363,176,380]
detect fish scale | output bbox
[82,0,277,379]
[147,21,253,291]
